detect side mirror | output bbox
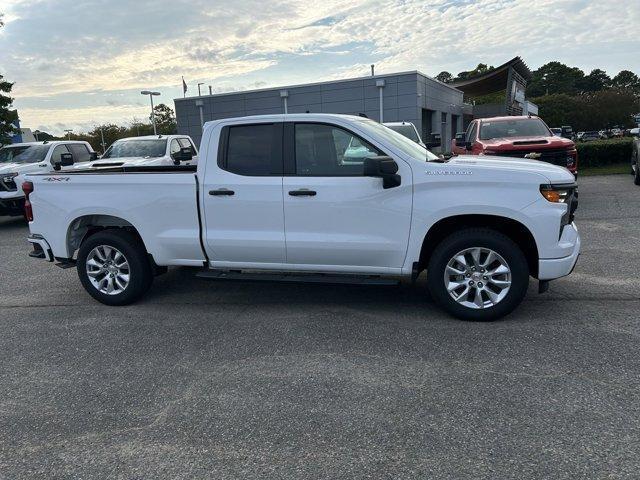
[454,133,471,150]
[53,152,74,171]
[364,156,401,189]
[172,147,193,164]
[90,152,99,160]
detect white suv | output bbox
[0,141,95,218]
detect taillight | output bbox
[22,181,34,221]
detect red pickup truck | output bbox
[451,116,578,175]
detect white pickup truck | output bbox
[0,140,96,217]
[22,114,580,321]
[83,135,198,169]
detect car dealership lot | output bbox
[0,175,639,478]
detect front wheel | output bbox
[427,229,530,321]
[77,230,153,306]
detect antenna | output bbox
[371,64,375,76]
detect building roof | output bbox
[451,57,532,97]
[175,70,462,102]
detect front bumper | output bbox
[538,222,581,280]
[27,235,54,262]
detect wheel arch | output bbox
[66,214,148,259]
[418,214,539,278]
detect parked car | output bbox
[550,128,562,137]
[0,140,96,218]
[610,128,623,138]
[576,132,585,141]
[383,122,426,147]
[451,115,578,175]
[23,114,580,321]
[630,127,640,137]
[580,131,600,142]
[632,135,640,185]
[80,135,199,169]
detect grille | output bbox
[492,148,573,167]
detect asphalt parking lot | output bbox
[1,174,639,479]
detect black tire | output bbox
[77,229,153,306]
[427,228,529,321]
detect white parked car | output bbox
[0,141,95,218]
[383,122,426,147]
[82,135,198,169]
[23,114,580,321]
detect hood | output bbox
[0,162,42,174]
[448,154,575,184]
[480,135,574,150]
[72,156,168,169]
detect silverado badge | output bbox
[524,152,542,159]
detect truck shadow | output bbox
[146,265,433,309]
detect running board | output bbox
[196,270,400,286]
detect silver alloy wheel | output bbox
[444,247,512,309]
[86,245,130,295]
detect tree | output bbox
[527,62,585,97]
[0,15,18,145]
[611,70,640,93]
[153,103,177,134]
[577,69,611,92]
[454,63,494,82]
[435,71,453,83]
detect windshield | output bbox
[0,145,50,164]
[479,118,551,140]
[101,139,167,159]
[356,119,439,162]
[386,125,420,143]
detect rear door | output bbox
[202,122,286,266]
[282,122,412,271]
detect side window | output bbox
[222,124,280,176]
[294,123,381,176]
[169,139,181,158]
[466,122,478,143]
[68,144,91,162]
[179,138,197,154]
[50,145,69,164]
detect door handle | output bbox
[288,189,316,196]
[209,189,235,196]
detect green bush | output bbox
[576,138,633,168]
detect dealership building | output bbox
[175,57,536,151]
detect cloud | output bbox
[1,0,638,134]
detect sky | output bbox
[1,0,638,135]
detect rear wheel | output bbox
[77,230,153,306]
[427,229,529,321]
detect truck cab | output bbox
[78,135,198,169]
[452,116,578,175]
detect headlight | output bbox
[2,172,18,184]
[540,184,573,203]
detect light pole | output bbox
[197,82,204,96]
[141,90,161,135]
[64,129,73,140]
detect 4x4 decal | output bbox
[43,177,70,182]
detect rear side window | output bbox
[220,124,282,176]
[68,144,91,162]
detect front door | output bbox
[202,122,286,266]
[282,122,412,271]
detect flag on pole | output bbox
[182,76,187,98]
